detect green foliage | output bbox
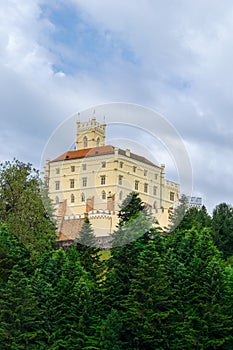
[0,159,56,259]
[212,203,233,259]
[75,218,103,281]
[0,266,42,349]
[118,191,147,224]
[111,191,153,247]
[168,194,189,231]
[0,178,232,349]
[0,223,31,282]
[123,234,176,349]
[104,192,154,312]
[32,247,97,349]
[165,228,232,349]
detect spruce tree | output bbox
[0,223,31,283]
[0,266,41,349]
[75,217,102,281]
[104,192,154,311]
[212,203,233,259]
[32,247,97,349]
[123,234,176,349]
[165,228,232,349]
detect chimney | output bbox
[86,196,94,213]
[107,192,115,212]
[125,149,130,157]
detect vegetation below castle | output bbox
[0,160,232,349]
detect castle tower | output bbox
[76,114,106,150]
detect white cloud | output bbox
[1,0,233,210]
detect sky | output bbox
[1,0,233,213]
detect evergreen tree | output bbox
[103,192,154,311]
[75,217,103,281]
[212,203,233,259]
[221,266,233,349]
[32,247,97,349]
[168,194,189,231]
[89,308,125,350]
[0,266,41,349]
[165,228,232,349]
[0,223,31,283]
[118,191,146,224]
[123,234,176,349]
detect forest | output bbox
[0,159,232,349]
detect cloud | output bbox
[1,0,233,211]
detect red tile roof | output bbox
[51,145,115,162]
[51,145,158,168]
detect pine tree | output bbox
[165,228,232,349]
[0,223,31,283]
[212,203,233,259]
[0,266,42,349]
[75,218,102,281]
[103,192,154,311]
[123,234,176,349]
[168,194,189,232]
[32,247,98,349]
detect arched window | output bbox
[83,136,88,148]
[71,194,75,203]
[96,137,100,146]
[55,196,59,205]
[81,192,85,202]
[153,186,157,196]
[102,190,106,200]
[119,191,123,201]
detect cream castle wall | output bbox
[46,116,180,238]
[76,116,106,149]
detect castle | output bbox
[44,115,179,247]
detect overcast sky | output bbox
[1,0,233,212]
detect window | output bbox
[96,137,100,146]
[135,180,139,190]
[82,163,87,171]
[102,190,106,200]
[83,136,88,148]
[82,177,87,187]
[55,168,60,174]
[153,186,157,196]
[154,173,158,180]
[119,161,123,168]
[71,165,75,172]
[170,191,175,201]
[55,181,60,190]
[144,169,148,176]
[133,166,137,173]
[119,191,123,200]
[81,192,85,202]
[55,196,59,204]
[71,194,75,203]
[100,175,106,185]
[70,179,75,188]
[102,161,106,168]
[153,201,157,210]
[118,175,123,185]
[144,183,148,193]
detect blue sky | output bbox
[40,2,139,76]
[1,0,233,211]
